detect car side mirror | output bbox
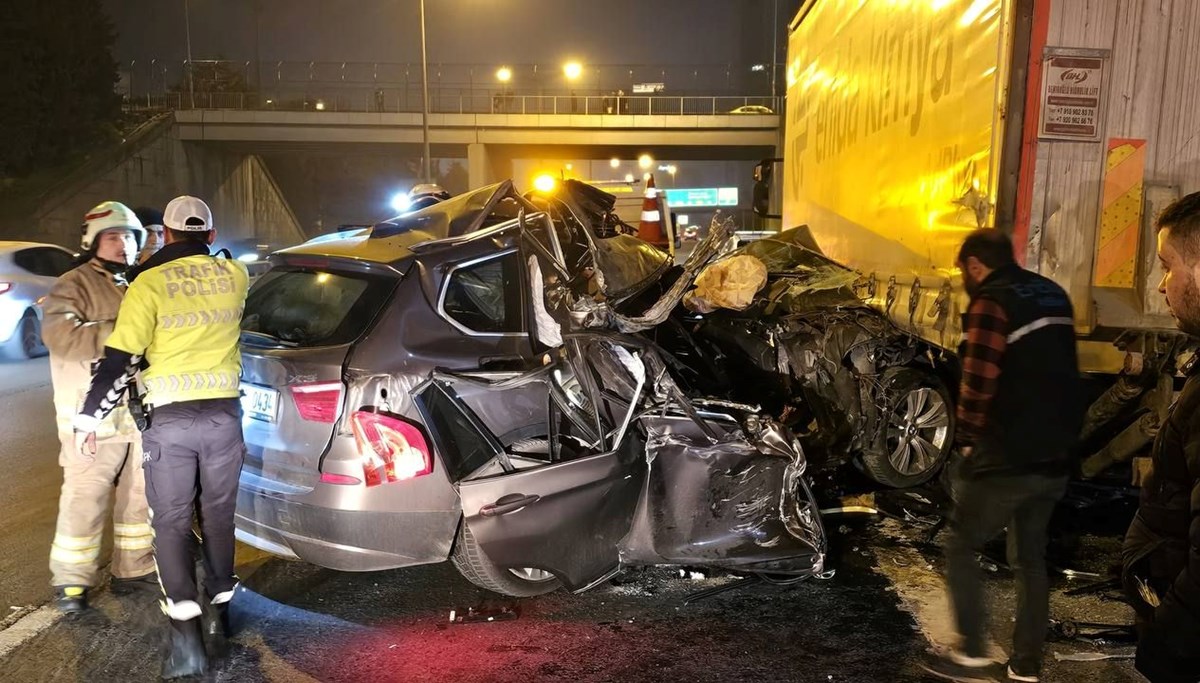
[752,158,783,219]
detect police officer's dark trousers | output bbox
[142,398,246,604]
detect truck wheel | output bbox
[450,521,562,597]
[860,367,954,488]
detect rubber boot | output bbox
[161,617,208,680]
[54,586,88,615]
[205,601,232,660]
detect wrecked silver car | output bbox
[233,178,926,595]
[529,181,960,488]
[420,334,825,596]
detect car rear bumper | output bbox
[234,472,460,572]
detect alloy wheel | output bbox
[508,567,556,582]
[884,387,950,476]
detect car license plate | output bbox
[241,383,279,423]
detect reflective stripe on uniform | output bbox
[50,534,102,565]
[1006,316,1074,344]
[146,371,239,395]
[114,522,154,551]
[114,536,154,550]
[113,522,152,536]
[159,307,243,330]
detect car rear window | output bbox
[241,268,395,347]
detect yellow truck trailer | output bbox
[755,0,1200,477]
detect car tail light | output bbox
[290,382,343,423]
[0,282,11,295]
[350,410,432,486]
[319,471,363,486]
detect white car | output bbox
[0,242,77,359]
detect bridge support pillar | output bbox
[467,142,512,188]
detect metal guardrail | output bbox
[121,59,784,95]
[125,90,779,116]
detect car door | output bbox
[418,337,649,591]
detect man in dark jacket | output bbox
[924,229,1084,683]
[1123,191,1200,682]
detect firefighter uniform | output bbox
[75,196,249,679]
[45,260,154,590]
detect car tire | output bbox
[859,367,954,488]
[450,521,562,597]
[4,311,46,360]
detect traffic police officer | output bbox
[74,196,249,679]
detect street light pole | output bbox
[419,0,432,183]
[184,0,195,108]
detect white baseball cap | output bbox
[163,195,214,232]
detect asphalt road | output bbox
[0,357,59,611]
[0,488,1147,683]
[0,358,1150,681]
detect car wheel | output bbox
[450,521,562,597]
[20,312,46,358]
[4,311,46,360]
[859,367,954,488]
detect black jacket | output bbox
[1129,362,1200,680]
[965,264,1084,477]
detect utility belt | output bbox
[129,381,152,432]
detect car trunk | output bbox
[239,262,400,490]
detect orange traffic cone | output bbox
[638,174,665,246]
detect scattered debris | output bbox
[448,606,519,624]
[1053,651,1135,662]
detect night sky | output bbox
[103,0,798,71]
[101,0,800,232]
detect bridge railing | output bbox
[125,89,779,116]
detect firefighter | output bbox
[73,196,250,679]
[44,201,154,613]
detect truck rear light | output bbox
[350,410,432,486]
[290,382,343,423]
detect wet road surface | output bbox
[0,357,59,611]
[0,510,1145,683]
[0,361,1149,682]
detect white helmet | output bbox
[81,201,146,251]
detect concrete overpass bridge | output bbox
[172,98,781,187]
[13,88,781,248]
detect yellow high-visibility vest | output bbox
[106,254,249,407]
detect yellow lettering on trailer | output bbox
[784,0,1010,280]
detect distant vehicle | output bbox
[728,105,774,115]
[0,242,77,359]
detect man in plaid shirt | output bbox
[924,230,1083,683]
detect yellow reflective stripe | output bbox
[146,371,239,395]
[159,307,243,329]
[50,545,101,564]
[52,534,102,550]
[113,523,152,536]
[113,537,154,550]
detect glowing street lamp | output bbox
[638,154,654,170]
[610,157,620,169]
[496,66,512,83]
[563,61,583,81]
